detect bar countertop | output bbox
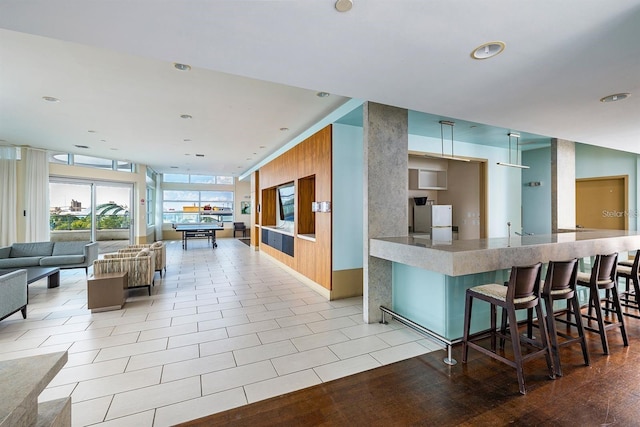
[370,230,640,276]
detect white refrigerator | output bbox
[413,205,453,241]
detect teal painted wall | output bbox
[332,123,364,270]
[576,143,639,231]
[522,147,552,235]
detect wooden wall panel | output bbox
[251,171,260,247]
[297,176,315,235]
[261,188,277,227]
[259,125,333,290]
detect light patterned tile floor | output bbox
[0,238,444,427]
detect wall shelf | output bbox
[409,168,447,190]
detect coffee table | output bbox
[0,267,60,288]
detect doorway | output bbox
[49,178,134,252]
[576,176,628,230]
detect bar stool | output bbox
[535,259,590,376]
[576,253,628,355]
[616,251,640,319]
[462,262,555,395]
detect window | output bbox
[146,186,154,226]
[190,175,216,184]
[216,176,234,185]
[163,190,234,224]
[163,173,233,184]
[163,173,189,183]
[49,152,134,172]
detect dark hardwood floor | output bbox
[178,314,640,426]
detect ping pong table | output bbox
[173,223,224,249]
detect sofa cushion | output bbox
[136,248,150,258]
[0,247,10,259]
[0,257,42,268]
[10,242,54,258]
[52,241,88,256]
[40,255,85,266]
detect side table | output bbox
[87,271,128,312]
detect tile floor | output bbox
[0,238,443,427]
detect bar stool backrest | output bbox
[592,253,618,284]
[508,262,542,308]
[543,259,579,296]
[630,251,640,277]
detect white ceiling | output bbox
[1,0,639,176]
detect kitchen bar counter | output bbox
[371,230,640,276]
[369,230,640,356]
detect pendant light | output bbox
[497,132,529,169]
[425,120,470,162]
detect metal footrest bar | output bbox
[380,305,460,366]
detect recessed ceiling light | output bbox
[173,62,192,71]
[280,127,289,132]
[246,157,251,160]
[259,145,266,149]
[74,144,89,149]
[110,148,118,151]
[600,93,630,103]
[316,92,330,98]
[170,166,179,169]
[88,130,96,133]
[471,41,505,60]
[184,153,190,156]
[335,0,353,12]
[183,138,192,142]
[195,154,204,157]
[180,114,193,119]
[42,96,60,102]
[100,139,107,142]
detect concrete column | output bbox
[363,102,408,323]
[551,138,576,231]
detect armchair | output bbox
[233,222,247,238]
[0,269,28,321]
[116,241,166,277]
[93,249,155,296]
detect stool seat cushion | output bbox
[549,288,572,296]
[470,283,536,304]
[617,265,633,276]
[576,272,613,285]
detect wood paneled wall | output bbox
[259,125,332,290]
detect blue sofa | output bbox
[0,241,99,274]
[0,269,27,321]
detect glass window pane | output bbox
[49,152,69,165]
[164,173,189,183]
[201,191,233,202]
[146,186,154,226]
[216,176,234,185]
[190,175,216,184]
[73,155,114,169]
[116,161,133,171]
[163,190,199,201]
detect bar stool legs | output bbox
[617,251,640,319]
[462,263,555,395]
[577,253,629,355]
